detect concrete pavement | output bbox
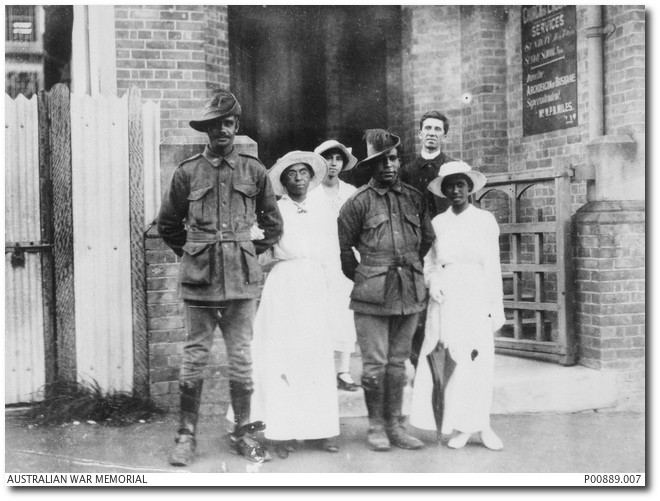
[4,353,647,485]
[5,410,644,475]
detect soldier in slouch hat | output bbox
[157,89,283,466]
[337,129,434,452]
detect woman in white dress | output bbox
[410,161,506,451]
[309,140,360,391]
[250,150,340,459]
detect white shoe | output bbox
[447,432,471,449]
[480,428,504,451]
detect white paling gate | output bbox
[5,86,160,403]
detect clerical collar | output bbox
[421,150,442,160]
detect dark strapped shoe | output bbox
[229,421,271,463]
[337,373,360,392]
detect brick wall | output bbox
[572,5,646,410]
[574,201,645,410]
[204,7,230,91]
[459,6,509,174]
[603,6,645,145]
[400,5,589,189]
[114,5,229,140]
[400,5,463,165]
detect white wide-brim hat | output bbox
[268,150,328,197]
[427,161,487,197]
[313,140,358,171]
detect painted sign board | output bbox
[521,5,578,136]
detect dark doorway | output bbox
[228,5,400,172]
[43,6,73,90]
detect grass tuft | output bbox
[22,379,165,427]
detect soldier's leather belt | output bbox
[360,251,419,267]
[186,230,252,243]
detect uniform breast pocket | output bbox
[232,182,258,218]
[187,186,213,224]
[363,213,390,246]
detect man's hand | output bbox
[250,223,265,241]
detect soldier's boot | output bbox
[362,375,390,452]
[169,380,204,466]
[228,380,270,463]
[384,370,425,450]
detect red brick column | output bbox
[574,201,645,410]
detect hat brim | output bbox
[314,140,358,171]
[268,151,328,197]
[427,170,487,197]
[354,133,401,171]
[189,112,239,132]
[189,101,241,132]
[189,119,214,132]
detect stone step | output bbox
[339,353,619,418]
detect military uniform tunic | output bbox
[157,146,283,303]
[337,178,434,316]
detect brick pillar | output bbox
[573,201,645,410]
[114,5,230,140]
[204,6,230,90]
[572,5,645,411]
[459,6,508,173]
